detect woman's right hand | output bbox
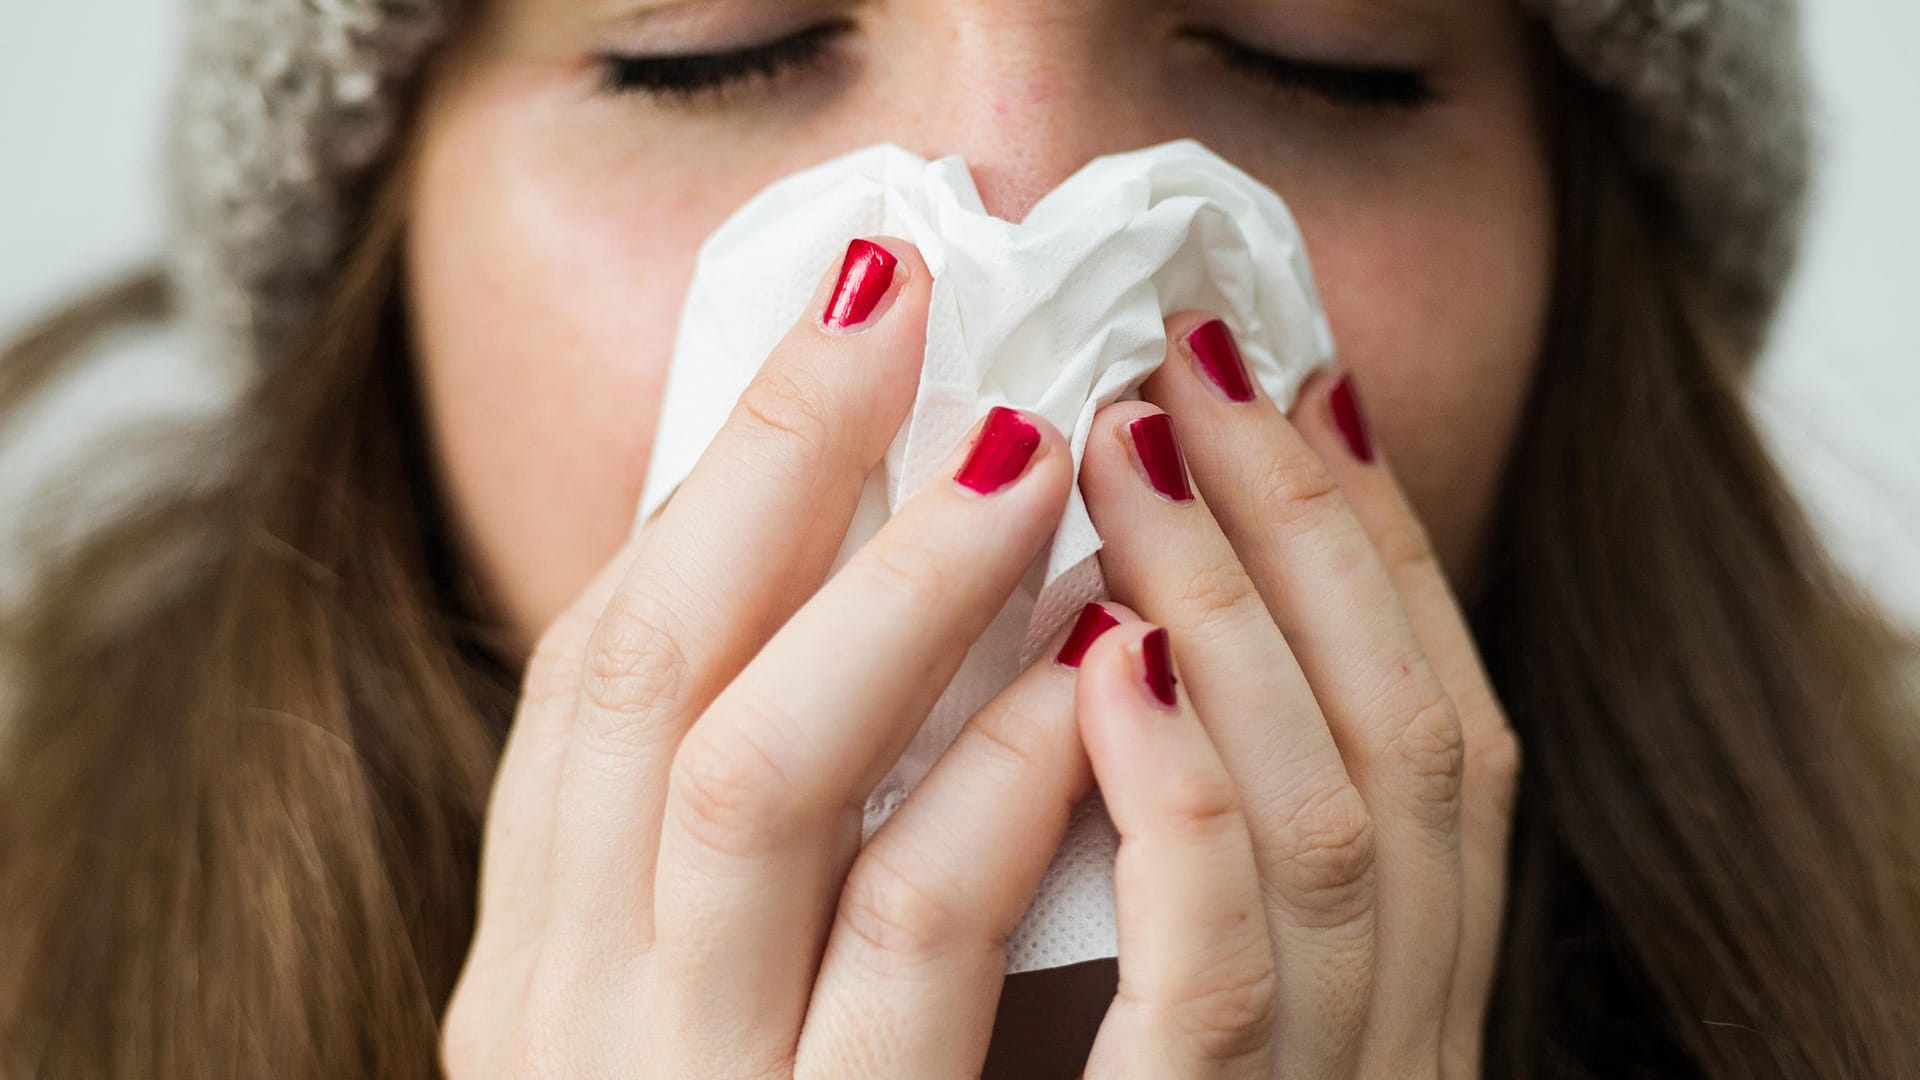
[440,236,1101,1077]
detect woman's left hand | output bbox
[1068,312,1523,1079]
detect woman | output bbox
[2,0,1916,1076]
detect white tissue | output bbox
[634,139,1336,973]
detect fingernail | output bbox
[955,407,1042,494]
[821,238,899,331]
[1184,319,1256,403]
[1125,413,1194,503]
[1055,602,1121,668]
[1139,628,1179,708]
[1327,373,1375,463]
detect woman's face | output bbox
[406,0,1552,649]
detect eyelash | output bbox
[599,21,851,101]
[598,22,1434,112]
[1181,29,1435,110]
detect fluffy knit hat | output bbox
[165,0,1812,376]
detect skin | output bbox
[410,0,1551,1074]
[408,0,1551,639]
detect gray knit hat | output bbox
[165,0,1811,377]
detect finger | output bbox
[446,539,644,1064]
[1077,624,1278,1080]
[1289,369,1522,1077]
[1078,400,1373,1077]
[794,602,1132,1080]
[1145,314,1465,1072]
[647,407,1072,1077]
[536,236,930,957]
[459,536,643,951]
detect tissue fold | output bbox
[635,139,1336,973]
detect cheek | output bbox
[406,78,724,642]
[1296,141,1553,586]
[404,46,1552,641]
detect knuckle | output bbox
[1468,719,1524,818]
[576,594,692,745]
[520,616,591,710]
[1250,450,1345,537]
[735,363,842,466]
[1372,513,1441,579]
[1267,781,1378,927]
[1174,558,1267,631]
[857,537,955,609]
[1387,692,1468,821]
[950,709,1049,781]
[1160,765,1250,845]
[837,846,974,969]
[1163,958,1281,1065]
[668,720,802,861]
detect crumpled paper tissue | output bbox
[633,138,1336,973]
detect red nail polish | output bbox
[1140,628,1178,707]
[1126,413,1193,502]
[822,239,898,331]
[1328,374,1375,464]
[1055,602,1121,668]
[955,407,1042,494]
[1184,319,1256,403]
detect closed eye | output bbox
[598,20,1434,113]
[1181,28,1435,110]
[599,19,852,102]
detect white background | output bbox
[2,2,1916,628]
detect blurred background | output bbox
[2,2,1916,628]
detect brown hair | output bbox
[3,40,1917,1080]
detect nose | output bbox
[889,4,1166,222]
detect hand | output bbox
[1067,313,1522,1078]
[442,236,1107,1077]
